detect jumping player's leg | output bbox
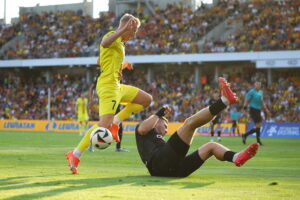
[72,86,151,158]
[74,93,120,156]
[75,114,115,152]
[75,85,151,154]
[114,84,152,125]
[66,86,121,174]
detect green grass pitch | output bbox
[0,131,300,200]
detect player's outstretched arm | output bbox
[137,115,160,135]
[137,106,171,135]
[101,18,137,48]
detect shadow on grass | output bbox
[1,175,214,199]
[0,176,29,187]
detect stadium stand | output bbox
[0,1,299,123]
[202,0,300,52]
[1,68,299,122]
[1,10,116,59]
[0,23,21,49]
[1,0,299,59]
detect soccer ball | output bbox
[90,127,113,149]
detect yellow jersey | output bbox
[76,97,88,115]
[99,31,125,87]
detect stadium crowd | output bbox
[0,22,21,48]
[202,0,300,52]
[1,10,114,59]
[1,69,299,123]
[0,0,299,59]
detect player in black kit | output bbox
[135,78,259,177]
[209,90,222,142]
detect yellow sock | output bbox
[116,103,144,121]
[77,124,99,152]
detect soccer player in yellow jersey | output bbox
[76,93,89,136]
[66,13,152,174]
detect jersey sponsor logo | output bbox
[156,134,163,139]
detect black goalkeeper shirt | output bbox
[135,125,166,166]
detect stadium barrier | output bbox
[1,51,299,68]
[0,120,246,136]
[247,122,300,138]
[3,120,299,138]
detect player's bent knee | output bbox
[183,117,197,130]
[139,93,152,108]
[207,142,217,147]
[198,142,217,161]
[143,93,152,107]
[201,142,217,151]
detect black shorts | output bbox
[249,107,262,123]
[147,132,204,177]
[212,115,221,124]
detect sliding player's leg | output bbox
[177,77,237,145]
[198,142,259,166]
[175,141,259,177]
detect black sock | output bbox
[209,99,227,116]
[218,131,221,137]
[116,123,123,149]
[256,127,261,143]
[224,151,236,162]
[244,128,256,137]
[211,131,214,137]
